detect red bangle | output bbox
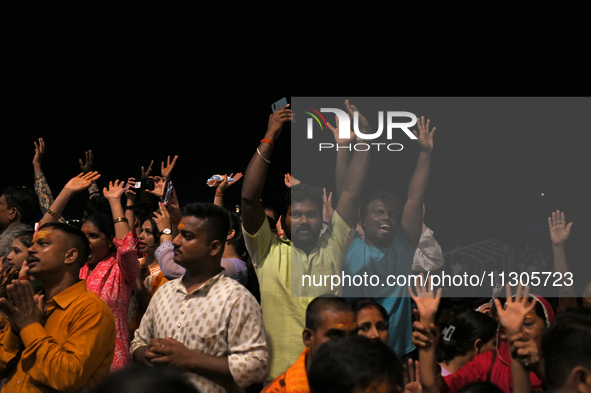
[215,191,223,197]
[260,139,275,149]
[19,276,31,281]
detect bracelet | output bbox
[276,232,285,237]
[215,190,224,197]
[256,148,271,164]
[46,208,61,220]
[113,217,129,224]
[19,276,31,281]
[260,138,275,149]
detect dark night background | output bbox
[4,4,590,294]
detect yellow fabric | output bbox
[243,211,354,380]
[0,280,116,393]
[262,348,310,393]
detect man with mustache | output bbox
[241,101,370,380]
[130,202,268,392]
[0,222,116,392]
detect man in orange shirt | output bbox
[262,296,358,393]
[0,222,116,393]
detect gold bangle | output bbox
[113,217,129,224]
[46,208,61,220]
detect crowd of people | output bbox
[0,101,589,393]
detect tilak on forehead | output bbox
[33,230,51,242]
[327,321,358,329]
[177,223,185,230]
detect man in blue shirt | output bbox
[343,116,436,358]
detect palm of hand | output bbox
[65,177,91,193]
[497,302,529,335]
[415,296,439,320]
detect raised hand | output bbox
[103,180,129,201]
[267,104,291,139]
[33,138,45,169]
[323,188,334,223]
[404,359,422,393]
[408,273,442,323]
[78,150,94,173]
[153,202,172,235]
[64,172,101,194]
[327,110,355,145]
[145,176,166,199]
[161,155,178,178]
[217,173,243,193]
[284,173,300,188]
[141,160,154,180]
[346,100,371,137]
[494,284,536,337]
[124,177,137,202]
[413,116,436,154]
[548,210,573,246]
[276,215,285,238]
[411,319,440,349]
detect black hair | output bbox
[181,202,230,245]
[286,183,323,217]
[227,211,245,255]
[83,212,116,242]
[309,335,404,393]
[90,364,199,393]
[143,217,161,246]
[306,295,354,332]
[359,190,401,224]
[2,185,39,224]
[457,382,503,393]
[132,202,154,229]
[14,229,35,249]
[436,310,497,363]
[85,195,112,217]
[350,298,389,328]
[542,307,591,392]
[38,222,90,267]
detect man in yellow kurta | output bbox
[0,222,116,393]
[241,102,370,379]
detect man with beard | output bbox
[343,116,436,360]
[130,203,268,392]
[241,101,370,380]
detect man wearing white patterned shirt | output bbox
[131,202,268,392]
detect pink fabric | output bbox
[444,294,554,393]
[79,231,139,371]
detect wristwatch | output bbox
[160,228,172,236]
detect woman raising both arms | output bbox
[40,174,139,370]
